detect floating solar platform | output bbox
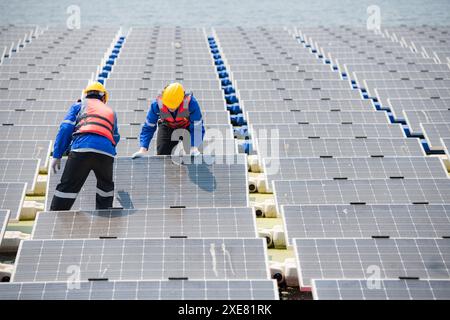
[403,110,450,136]
[0,140,52,169]
[254,138,424,161]
[0,159,40,193]
[294,238,450,289]
[12,238,269,282]
[264,157,447,184]
[0,182,27,221]
[421,123,450,151]
[312,279,450,300]
[282,204,450,245]
[273,178,450,207]
[46,155,248,210]
[32,207,257,240]
[0,210,10,246]
[0,280,278,300]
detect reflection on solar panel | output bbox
[264,157,446,183]
[387,98,450,119]
[255,138,424,160]
[0,159,40,193]
[13,238,269,282]
[32,207,257,240]
[273,179,450,206]
[403,110,450,135]
[246,111,388,125]
[294,238,450,288]
[421,123,450,150]
[0,140,52,169]
[312,279,450,300]
[0,280,278,300]
[46,156,248,210]
[0,182,27,221]
[282,204,450,244]
[241,99,375,112]
[0,210,10,246]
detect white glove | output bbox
[190,147,201,156]
[51,158,61,174]
[132,147,148,159]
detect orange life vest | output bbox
[157,94,191,129]
[74,98,116,145]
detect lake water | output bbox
[1,0,449,27]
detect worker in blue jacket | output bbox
[50,82,120,211]
[132,82,205,158]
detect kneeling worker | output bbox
[132,82,205,158]
[50,82,120,211]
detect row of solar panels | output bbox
[218,26,450,299]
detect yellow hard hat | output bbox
[84,82,109,103]
[162,82,185,110]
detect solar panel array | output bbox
[2,24,449,300]
[312,279,450,300]
[1,27,277,300]
[0,209,10,246]
[239,26,450,297]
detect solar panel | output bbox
[32,207,257,240]
[246,111,389,125]
[46,155,248,210]
[0,140,52,169]
[387,98,450,120]
[241,99,376,113]
[13,238,269,282]
[364,79,450,97]
[282,204,450,244]
[264,157,446,184]
[251,124,404,139]
[0,209,10,246]
[352,71,450,84]
[116,138,237,157]
[403,110,450,135]
[0,182,26,221]
[345,63,450,75]
[312,279,450,300]
[294,238,450,288]
[0,110,230,126]
[254,138,424,161]
[375,88,450,107]
[0,159,40,193]
[273,179,450,207]
[237,89,362,101]
[235,80,350,90]
[421,123,450,150]
[230,71,341,81]
[0,280,278,300]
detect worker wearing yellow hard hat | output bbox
[132,82,205,157]
[50,82,120,211]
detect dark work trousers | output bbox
[50,152,115,211]
[156,123,190,155]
